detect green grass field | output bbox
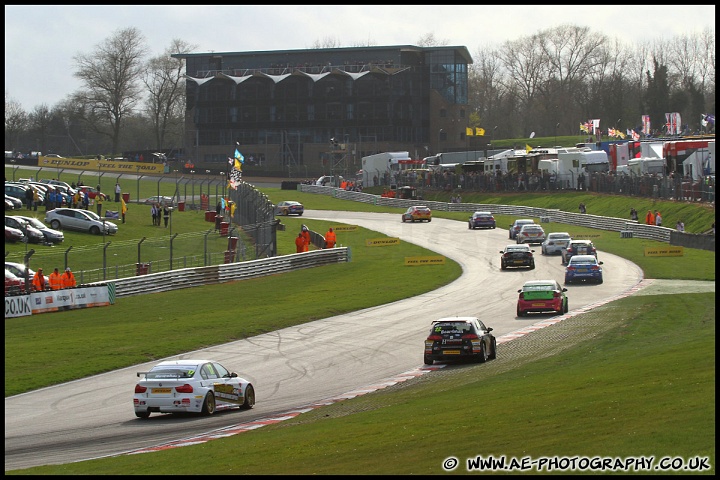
[4,167,716,475]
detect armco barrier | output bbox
[299,184,707,247]
[89,247,350,298]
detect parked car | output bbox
[4,216,45,244]
[500,244,535,270]
[517,280,568,317]
[509,219,535,239]
[10,181,47,203]
[12,215,64,244]
[401,205,432,223]
[5,194,22,210]
[541,232,572,255]
[5,269,26,295]
[133,359,255,418]
[274,200,304,216]
[516,224,546,244]
[315,175,343,187]
[5,225,26,243]
[39,179,76,195]
[76,185,108,201]
[5,261,48,286]
[5,184,34,204]
[468,211,496,229]
[423,316,497,365]
[143,195,175,206]
[45,208,118,235]
[561,239,598,265]
[565,255,604,284]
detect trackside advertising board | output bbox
[5,285,111,318]
[644,246,684,256]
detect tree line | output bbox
[4,25,715,159]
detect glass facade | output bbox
[175,45,471,172]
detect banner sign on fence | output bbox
[37,156,165,174]
[366,237,400,247]
[404,256,446,266]
[332,225,358,232]
[644,246,684,256]
[5,295,32,318]
[30,285,111,314]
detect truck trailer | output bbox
[361,151,410,187]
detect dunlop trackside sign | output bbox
[366,237,400,247]
[332,225,358,232]
[644,246,684,256]
[38,156,165,174]
[404,256,446,266]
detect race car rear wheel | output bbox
[563,299,569,313]
[488,339,497,360]
[135,411,150,419]
[423,355,434,365]
[201,392,216,415]
[241,384,255,409]
[517,305,525,317]
[475,343,489,363]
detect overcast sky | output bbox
[5,5,715,111]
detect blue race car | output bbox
[565,255,603,284]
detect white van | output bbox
[315,175,343,187]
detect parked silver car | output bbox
[13,215,65,244]
[45,208,118,235]
[4,216,45,243]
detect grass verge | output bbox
[12,293,715,475]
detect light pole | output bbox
[555,123,560,146]
[437,129,444,154]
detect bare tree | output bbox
[310,36,343,49]
[4,94,28,153]
[498,33,547,136]
[143,39,195,150]
[416,32,449,47]
[469,47,506,134]
[28,104,52,154]
[72,27,148,155]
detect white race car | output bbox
[133,359,255,418]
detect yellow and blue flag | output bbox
[228,147,245,189]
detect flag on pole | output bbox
[476,127,485,136]
[228,147,245,189]
[642,115,651,135]
[526,144,533,153]
[466,127,474,136]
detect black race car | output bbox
[424,317,497,365]
[500,244,535,270]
